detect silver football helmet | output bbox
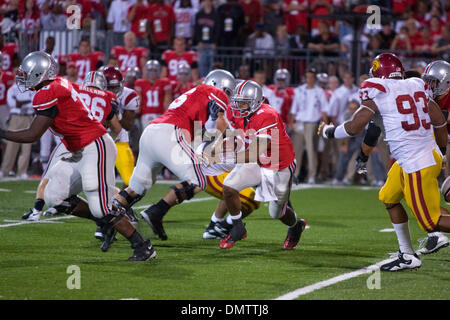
[230,80,263,118]
[422,60,450,98]
[203,69,236,98]
[16,51,58,92]
[145,60,161,79]
[274,68,290,87]
[177,62,191,82]
[125,66,142,81]
[83,71,107,90]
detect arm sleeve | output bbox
[35,105,59,118]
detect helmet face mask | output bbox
[230,80,263,118]
[422,60,450,98]
[274,69,290,88]
[16,51,58,92]
[145,60,161,81]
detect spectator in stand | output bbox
[367,33,383,55]
[412,0,428,26]
[0,33,19,73]
[308,21,339,57]
[193,0,218,78]
[289,24,310,52]
[239,0,264,39]
[309,0,334,37]
[246,23,275,57]
[262,0,284,39]
[289,68,328,184]
[216,0,246,50]
[111,31,149,75]
[0,81,35,179]
[171,62,195,99]
[106,56,119,68]
[65,61,82,84]
[20,0,40,42]
[390,26,412,52]
[40,0,67,30]
[404,18,424,51]
[237,64,251,80]
[274,24,290,56]
[432,24,450,61]
[326,71,357,126]
[147,0,175,55]
[391,0,414,16]
[127,0,150,47]
[282,0,308,35]
[415,25,435,57]
[107,0,136,45]
[252,69,273,100]
[65,37,105,81]
[377,21,396,50]
[161,37,199,82]
[65,0,105,30]
[174,0,198,46]
[0,54,15,132]
[429,15,443,43]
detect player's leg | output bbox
[114,141,135,187]
[379,162,421,271]
[81,134,155,260]
[220,163,262,248]
[140,126,206,240]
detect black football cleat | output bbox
[128,240,157,261]
[219,219,247,249]
[202,220,232,239]
[100,225,117,252]
[22,209,33,220]
[141,206,168,240]
[283,219,306,250]
[380,251,421,272]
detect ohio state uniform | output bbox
[161,50,198,81]
[0,70,14,105]
[72,82,116,124]
[171,80,195,99]
[111,46,149,74]
[32,76,117,219]
[436,91,450,137]
[135,78,171,118]
[65,51,105,81]
[129,84,229,195]
[266,85,295,124]
[1,42,18,72]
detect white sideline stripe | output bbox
[274,257,396,300]
[0,188,11,192]
[3,219,64,224]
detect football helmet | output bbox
[145,60,161,79]
[102,66,124,95]
[230,80,263,118]
[369,53,404,79]
[422,60,450,98]
[125,67,142,81]
[16,51,58,92]
[83,71,107,90]
[274,69,290,87]
[177,62,191,82]
[316,73,329,86]
[203,69,236,98]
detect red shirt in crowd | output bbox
[148,2,175,44]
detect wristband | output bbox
[322,124,336,139]
[334,123,352,139]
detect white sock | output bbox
[392,222,414,255]
[211,212,224,223]
[226,215,233,225]
[230,212,242,220]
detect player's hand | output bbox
[111,99,120,115]
[197,152,216,167]
[208,100,222,121]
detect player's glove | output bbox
[355,148,369,176]
[208,100,222,121]
[111,99,120,116]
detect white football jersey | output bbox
[359,77,439,173]
[114,87,140,143]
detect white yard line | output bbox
[273,256,398,300]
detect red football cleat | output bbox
[219,232,247,249]
[283,219,306,250]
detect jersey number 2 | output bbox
[396,91,430,131]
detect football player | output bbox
[113,69,236,241]
[102,67,139,187]
[4,52,154,261]
[266,69,295,125]
[64,37,105,81]
[110,31,149,75]
[217,80,306,249]
[161,37,199,82]
[171,62,195,100]
[319,53,449,271]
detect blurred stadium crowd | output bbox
[0,0,449,185]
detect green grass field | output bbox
[0,179,449,300]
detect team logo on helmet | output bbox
[372,59,380,72]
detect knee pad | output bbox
[269,201,287,219]
[170,181,197,204]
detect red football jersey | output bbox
[135,78,172,115]
[151,84,228,141]
[161,50,198,81]
[72,82,116,124]
[0,70,15,105]
[171,80,195,99]
[438,92,450,137]
[226,103,295,171]
[267,85,294,123]
[111,46,149,74]
[32,77,107,152]
[65,51,105,81]
[1,43,18,72]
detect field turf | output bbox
[0,179,449,300]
